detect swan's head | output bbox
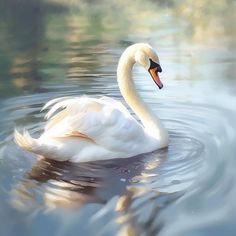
[134,43,163,89]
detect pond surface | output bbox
[0,0,236,235]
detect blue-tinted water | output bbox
[0,0,236,235]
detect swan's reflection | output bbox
[10,149,167,210]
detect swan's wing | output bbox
[41,96,145,152]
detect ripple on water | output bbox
[1,96,204,234]
[1,82,236,235]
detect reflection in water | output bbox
[6,127,203,235]
[0,0,67,95]
[10,150,166,209]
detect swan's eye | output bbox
[149,59,162,72]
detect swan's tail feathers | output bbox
[14,129,68,161]
[14,129,39,152]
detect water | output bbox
[0,0,236,235]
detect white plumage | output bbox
[14,43,169,162]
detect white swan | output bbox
[14,43,169,162]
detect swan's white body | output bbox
[15,43,169,162]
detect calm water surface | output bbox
[0,0,236,235]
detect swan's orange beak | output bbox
[149,67,163,89]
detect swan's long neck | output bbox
[117,47,168,144]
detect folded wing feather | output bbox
[40,96,144,151]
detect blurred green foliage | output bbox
[0,0,235,97]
